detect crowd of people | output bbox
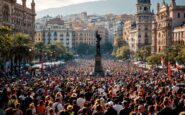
[0,58,185,115]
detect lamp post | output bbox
[144,52,146,70]
[48,28,51,44]
[66,28,70,50]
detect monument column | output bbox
[93,31,104,76]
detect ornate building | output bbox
[0,0,36,38]
[74,26,108,48]
[128,0,153,52]
[41,25,75,50]
[173,24,185,45]
[152,0,185,53]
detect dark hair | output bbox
[26,108,33,115]
[59,110,69,115]
[148,105,154,113]
[49,108,54,114]
[5,108,13,115]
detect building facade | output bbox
[0,0,36,38]
[125,0,153,52]
[173,24,185,45]
[134,0,153,52]
[74,26,108,48]
[152,0,185,53]
[123,20,131,44]
[34,31,42,43]
[39,25,75,50]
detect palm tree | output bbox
[12,33,33,75]
[34,42,47,62]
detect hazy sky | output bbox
[17,0,184,12]
[17,0,104,11]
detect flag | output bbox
[168,61,171,77]
[161,57,165,66]
[176,62,181,70]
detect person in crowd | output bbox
[0,59,184,115]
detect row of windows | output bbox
[79,38,96,40]
[177,13,185,18]
[173,32,185,38]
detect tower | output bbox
[31,0,35,13]
[22,0,26,7]
[171,0,176,8]
[157,3,160,13]
[136,0,151,14]
[135,0,153,50]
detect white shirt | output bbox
[77,97,86,108]
[113,104,123,115]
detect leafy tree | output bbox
[135,45,151,61]
[62,51,74,61]
[47,43,66,60]
[0,26,13,65]
[112,46,130,59]
[12,33,33,74]
[175,48,185,64]
[34,42,47,61]
[161,45,185,65]
[146,54,161,65]
[114,37,127,49]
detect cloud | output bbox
[17,0,104,11]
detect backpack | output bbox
[55,103,59,113]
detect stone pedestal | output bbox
[93,54,104,76]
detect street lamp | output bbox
[66,28,70,50]
[48,28,51,44]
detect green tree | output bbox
[12,33,33,74]
[34,42,47,62]
[175,48,185,64]
[146,54,161,66]
[47,43,66,60]
[0,26,13,66]
[114,37,127,49]
[62,51,74,61]
[135,45,151,61]
[113,46,130,59]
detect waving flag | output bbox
[168,61,171,77]
[161,57,165,66]
[176,62,181,70]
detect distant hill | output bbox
[36,0,184,19]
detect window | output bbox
[145,39,148,44]
[178,13,180,18]
[144,7,147,11]
[3,5,10,22]
[145,33,148,37]
[60,34,63,37]
[54,31,57,37]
